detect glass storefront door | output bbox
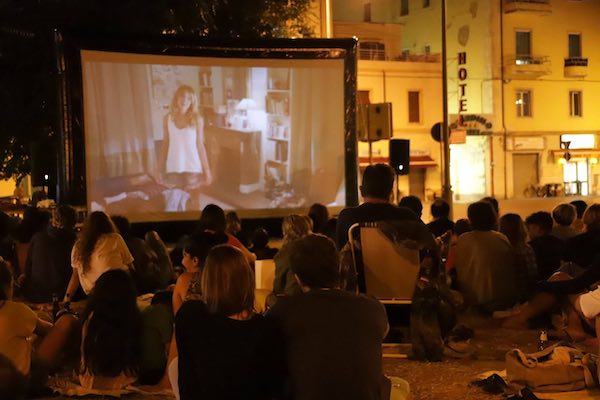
[450,136,489,202]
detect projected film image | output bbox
[81,51,346,220]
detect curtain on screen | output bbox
[83,62,157,180]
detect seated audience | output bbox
[145,231,174,289]
[499,213,538,300]
[444,218,472,275]
[78,269,141,390]
[63,211,133,301]
[225,211,249,246]
[427,198,455,238]
[399,195,423,220]
[0,212,17,274]
[273,214,312,296]
[551,203,579,240]
[176,245,283,400]
[335,164,431,250]
[525,211,565,280]
[480,196,500,216]
[172,231,228,313]
[139,291,173,385]
[21,205,77,303]
[268,234,389,400]
[194,204,255,264]
[455,201,518,311]
[112,215,162,294]
[308,203,335,239]
[248,228,278,260]
[563,203,600,269]
[570,200,587,232]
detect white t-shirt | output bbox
[0,301,37,375]
[579,287,600,319]
[71,233,134,294]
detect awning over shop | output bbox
[550,149,600,159]
[358,155,437,170]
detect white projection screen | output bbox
[80,50,347,222]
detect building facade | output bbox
[330,0,600,202]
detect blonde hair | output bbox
[282,214,312,245]
[170,85,198,126]
[583,204,600,232]
[201,245,255,316]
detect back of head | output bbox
[77,211,116,273]
[225,211,241,233]
[198,204,226,232]
[111,215,131,237]
[82,269,141,377]
[399,195,423,218]
[552,203,576,226]
[499,213,526,246]
[525,211,553,234]
[250,228,270,250]
[0,259,13,301]
[0,354,27,400]
[430,198,450,219]
[570,200,588,219]
[480,196,499,215]
[53,205,77,230]
[201,245,254,316]
[454,218,472,236]
[467,201,497,231]
[360,163,394,201]
[583,204,600,232]
[308,203,329,232]
[186,230,229,265]
[289,234,339,289]
[282,214,312,244]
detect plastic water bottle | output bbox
[538,330,548,351]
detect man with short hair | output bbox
[21,205,77,303]
[335,163,429,249]
[525,211,565,280]
[551,203,578,240]
[427,198,454,238]
[267,234,389,400]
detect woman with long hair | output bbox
[273,214,312,295]
[157,85,212,189]
[79,269,142,390]
[175,245,283,400]
[63,211,133,302]
[499,213,538,301]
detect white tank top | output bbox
[166,115,203,174]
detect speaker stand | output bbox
[395,173,401,204]
[368,140,373,165]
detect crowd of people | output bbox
[0,162,599,399]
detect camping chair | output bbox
[348,222,420,304]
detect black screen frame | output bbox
[56,33,359,220]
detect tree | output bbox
[0,0,314,182]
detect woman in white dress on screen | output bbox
[158,85,212,190]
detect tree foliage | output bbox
[0,0,314,182]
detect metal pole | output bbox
[441,0,453,211]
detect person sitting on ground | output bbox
[308,203,336,240]
[112,215,161,294]
[499,213,538,301]
[273,214,312,296]
[77,269,142,390]
[455,201,518,312]
[194,204,255,264]
[63,211,134,302]
[21,205,77,303]
[335,163,431,250]
[0,354,27,400]
[525,211,565,280]
[267,234,389,400]
[570,200,587,232]
[399,195,424,221]
[172,231,228,314]
[175,245,284,400]
[144,231,174,289]
[551,203,579,240]
[225,211,249,247]
[248,228,278,260]
[563,203,600,270]
[139,290,173,386]
[445,218,472,275]
[427,198,455,238]
[480,196,500,216]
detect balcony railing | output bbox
[505,55,551,78]
[358,49,441,63]
[359,48,386,61]
[564,57,588,67]
[564,57,588,78]
[504,0,552,14]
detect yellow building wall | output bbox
[331,0,401,23]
